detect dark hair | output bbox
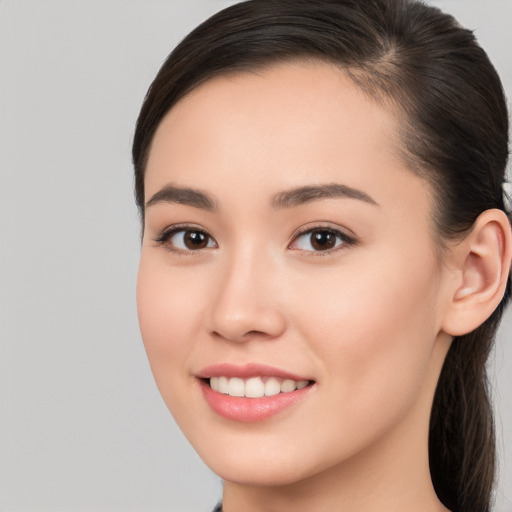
[132,1,510,511]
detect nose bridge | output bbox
[208,242,286,342]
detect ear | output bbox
[441,209,512,337]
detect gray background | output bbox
[0,1,510,511]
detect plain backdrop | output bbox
[0,1,511,511]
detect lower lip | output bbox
[199,380,314,422]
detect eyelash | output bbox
[153,224,218,254]
[153,224,356,255]
[290,226,357,255]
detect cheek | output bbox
[291,246,442,412]
[136,256,205,395]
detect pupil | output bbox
[312,231,335,250]
[185,231,207,249]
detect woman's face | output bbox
[137,62,453,486]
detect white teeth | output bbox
[228,377,245,397]
[245,377,265,398]
[264,377,281,396]
[280,379,297,393]
[208,376,310,398]
[218,376,229,394]
[210,376,219,391]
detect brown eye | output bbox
[289,227,354,253]
[183,230,209,249]
[157,227,217,252]
[310,230,337,250]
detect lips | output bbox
[197,362,313,381]
[196,363,315,422]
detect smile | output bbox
[197,363,316,422]
[209,376,310,398]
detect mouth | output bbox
[196,364,316,422]
[205,376,313,398]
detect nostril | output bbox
[246,330,266,337]
[211,329,277,342]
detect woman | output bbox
[132,1,511,511]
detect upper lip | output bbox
[196,363,313,382]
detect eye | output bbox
[154,226,217,252]
[289,227,354,253]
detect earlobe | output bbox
[442,209,512,337]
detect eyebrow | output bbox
[145,182,378,212]
[145,184,218,211]
[271,183,378,209]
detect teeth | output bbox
[228,377,245,397]
[245,377,265,398]
[280,379,296,393]
[209,376,310,398]
[264,377,281,396]
[218,376,229,394]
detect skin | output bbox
[136,61,500,512]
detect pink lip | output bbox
[196,362,312,381]
[196,363,315,423]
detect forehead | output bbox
[151,60,402,154]
[145,61,431,222]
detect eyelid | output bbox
[288,224,357,254]
[152,223,218,254]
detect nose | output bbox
[206,249,287,343]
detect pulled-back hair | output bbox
[132,1,510,510]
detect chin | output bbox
[187,434,305,486]
[212,460,312,487]
[192,431,352,489]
